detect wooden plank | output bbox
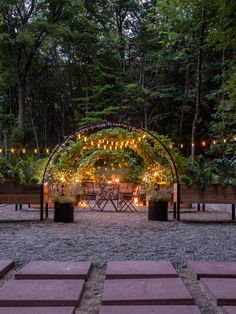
[174,184,236,204]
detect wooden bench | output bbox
[0,183,49,220]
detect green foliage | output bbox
[148,192,171,202]
[211,158,236,186]
[181,156,213,189]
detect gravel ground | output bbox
[0,205,235,267]
[0,205,235,314]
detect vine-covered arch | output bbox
[42,122,180,219]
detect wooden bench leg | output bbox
[232,204,235,220]
[15,204,18,211]
[197,203,201,211]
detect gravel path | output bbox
[0,205,235,314]
[0,205,235,268]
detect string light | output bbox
[212,140,216,145]
[46,148,49,154]
[34,149,38,154]
[0,148,2,154]
[11,148,15,154]
[180,144,183,149]
[202,141,206,147]
[169,144,173,149]
[223,138,227,144]
[22,148,26,154]
[192,143,195,148]
[234,136,236,142]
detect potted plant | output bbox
[148,192,171,221]
[53,196,74,222]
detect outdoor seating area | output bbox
[0,260,236,313]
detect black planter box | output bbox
[148,200,168,221]
[54,203,74,222]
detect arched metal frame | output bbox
[42,122,180,220]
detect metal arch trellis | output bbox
[42,122,180,220]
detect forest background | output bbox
[0,0,236,158]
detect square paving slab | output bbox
[0,261,14,278]
[0,279,84,306]
[101,278,194,305]
[99,305,201,314]
[187,261,236,279]
[0,308,75,314]
[201,278,236,305]
[15,261,92,280]
[106,261,178,279]
[223,306,236,314]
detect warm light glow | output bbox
[192,143,195,148]
[180,144,183,149]
[213,140,216,145]
[60,176,65,182]
[107,180,112,184]
[46,148,49,154]
[223,138,227,144]
[84,137,87,142]
[11,148,15,154]
[91,141,94,145]
[77,200,87,207]
[22,148,26,154]
[0,148,2,153]
[169,144,173,149]
[202,141,206,147]
[138,137,141,142]
[114,178,120,183]
[34,149,38,154]
[98,143,100,148]
[77,134,81,139]
[234,136,236,142]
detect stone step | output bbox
[0,279,84,306]
[201,278,236,306]
[99,305,201,314]
[187,261,236,279]
[223,306,236,314]
[0,307,75,314]
[101,278,194,306]
[106,261,178,279]
[0,261,14,278]
[15,261,92,280]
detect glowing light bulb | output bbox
[223,138,227,144]
[213,140,216,145]
[192,143,195,148]
[202,141,206,147]
[22,148,26,154]
[46,148,49,154]
[0,148,2,154]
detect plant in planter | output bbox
[53,196,74,223]
[148,192,171,221]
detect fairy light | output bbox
[84,137,87,142]
[234,136,236,142]
[104,145,106,150]
[213,140,216,145]
[77,134,81,139]
[97,143,100,148]
[138,137,141,142]
[192,143,195,148]
[0,148,2,154]
[180,144,183,149]
[91,141,94,146]
[202,141,206,147]
[46,148,49,154]
[109,146,112,150]
[11,148,15,154]
[22,148,26,154]
[223,138,227,144]
[169,144,173,149]
[34,149,38,154]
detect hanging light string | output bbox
[0,135,235,155]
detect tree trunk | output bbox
[179,65,190,137]
[191,2,205,157]
[18,79,26,130]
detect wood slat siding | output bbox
[0,184,48,204]
[174,184,236,204]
